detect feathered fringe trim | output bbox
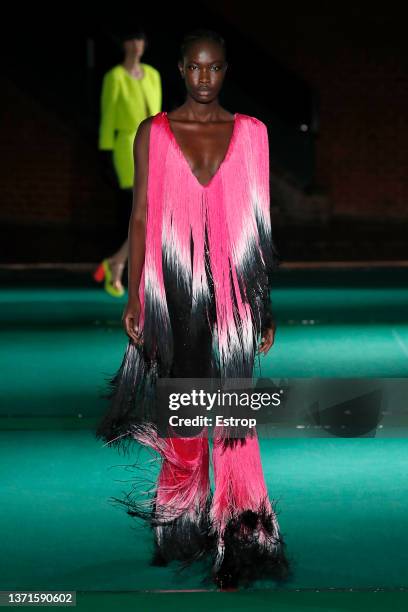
[151,496,216,567]
[95,228,282,456]
[95,341,159,456]
[104,425,292,587]
[113,491,216,567]
[105,422,215,566]
[210,497,292,589]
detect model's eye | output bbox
[211,65,221,71]
[188,64,198,70]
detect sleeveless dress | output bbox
[96,111,290,588]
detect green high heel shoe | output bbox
[93,258,125,298]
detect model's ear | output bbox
[178,60,184,79]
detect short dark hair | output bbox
[179,29,226,61]
[120,30,147,43]
[110,29,147,48]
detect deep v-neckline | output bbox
[164,111,239,189]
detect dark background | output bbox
[1,4,407,263]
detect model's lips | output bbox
[197,88,212,95]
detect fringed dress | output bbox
[96,111,291,588]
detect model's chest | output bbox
[168,120,235,187]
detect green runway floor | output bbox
[1,267,408,609]
[1,275,408,419]
[1,432,408,591]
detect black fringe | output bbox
[95,221,281,452]
[187,223,217,346]
[260,228,282,330]
[152,496,216,567]
[143,291,174,375]
[103,435,292,586]
[95,341,159,455]
[105,454,216,567]
[248,232,281,334]
[109,462,292,588]
[212,498,293,589]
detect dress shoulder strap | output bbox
[147,112,173,195]
[149,112,170,152]
[149,110,168,140]
[151,111,167,129]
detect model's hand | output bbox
[122,298,143,345]
[257,322,276,356]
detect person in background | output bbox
[94,29,162,297]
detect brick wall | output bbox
[4,15,406,228]
[214,7,408,221]
[1,78,116,228]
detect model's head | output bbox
[178,29,228,104]
[121,30,147,59]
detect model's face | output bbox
[123,37,145,59]
[178,39,227,104]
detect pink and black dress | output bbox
[96,111,290,588]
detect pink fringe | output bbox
[130,425,210,523]
[210,428,271,533]
[121,112,285,576]
[138,111,273,377]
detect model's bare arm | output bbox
[122,117,152,343]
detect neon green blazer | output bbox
[98,63,162,188]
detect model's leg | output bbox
[116,186,133,240]
[104,241,128,293]
[210,425,290,587]
[150,291,217,564]
[120,371,212,564]
[108,238,129,264]
[105,188,132,291]
[94,188,132,296]
[150,430,211,565]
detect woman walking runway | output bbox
[95,29,162,297]
[96,28,290,589]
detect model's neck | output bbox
[123,56,142,70]
[181,98,222,122]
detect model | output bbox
[96,28,290,589]
[94,29,162,297]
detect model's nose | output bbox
[199,68,210,83]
